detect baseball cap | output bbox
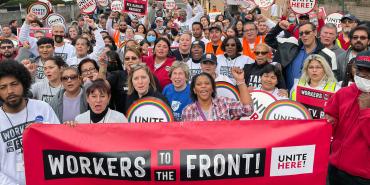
[341,14,359,23]
[191,40,205,51]
[155,17,164,22]
[298,14,310,20]
[355,50,370,69]
[209,25,222,32]
[201,53,217,64]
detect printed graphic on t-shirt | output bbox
[180,25,189,34]
[248,75,262,88]
[219,66,233,79]
[36,65,45,80]
[0,121,33,153]
[189,69,201,80]
[42,94,54,104]
[54,53,68,61]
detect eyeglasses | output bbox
[61,75,78,81]
[225,43,236,47]
[352,36,368,40]
[125,56,139,61]
[81,67,97,75]
[0,46,13,49]
[299,30,313,36]
[254,51,268,56]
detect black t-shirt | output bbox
[243,63,286,89]
[173,49,190,62]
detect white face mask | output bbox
[354,75,370,92]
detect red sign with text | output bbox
[123,0,148,16]
[23,120,331,185]
[296,86,334,119]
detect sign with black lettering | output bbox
[46,13,65,27]
[126,97,174,123]
[262,100,312,120]
[123,0,148,16]
[24,120,331,184]
[243,90,277,120]
[325,13,343,32]
[296,86,334,119]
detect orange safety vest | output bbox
[205,40,224,55]
[113,30,125,48]
[242,35,265,59]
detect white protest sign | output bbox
[165,0,176,10]
[254,0,274,8]
[325,13,343,32]
[27,2,50,20]
[77,0,97,14]
[39,0,53,12]
[242,90,277,120]
[262,100,312,120]
[97,0,110,7]
[209,12,222,23]
[290,0,316,14]
[216,81,240,100]
[126,97,174,123]
[46,13,65,27]
[111,0,123,12]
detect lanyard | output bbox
[195,101,212,121]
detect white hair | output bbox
[51,23,66,33]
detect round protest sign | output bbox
[262,100,312,120]
[98,0,110,7]
[111,0,123,12]
[46,13,65,27]
[165,0,177,10]
[325,13,343,32]
[127,97,174,123]
[77,0,97,14]
[216,81,240,100]
[289,0,317,14]
[243,90,277,120]
[39,0,53,12]
[253,0,274,8]
[27,1,51,20]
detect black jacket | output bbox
[265,24,337,74]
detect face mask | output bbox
[288,17,295,23]
[54,35,64,43]
[147,35,156,43]
[354,75,370,92]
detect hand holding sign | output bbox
[25,12,38,25]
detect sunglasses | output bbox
[299,30,313,36]
[254,51,268,55]
[0,46,13,49]
[352,36,368,40]
[61,75,78,81]
[225,43,236,47]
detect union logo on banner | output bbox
[126,97,174,123]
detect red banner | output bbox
[23,120,331,184]
[296,86,334,119]
[123,0,148,16]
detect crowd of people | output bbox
[0,0,369,184]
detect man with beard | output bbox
[337,26,370,82]
[191,22,209,43]
[337,14,359,50]
[0,61,59,185]
[19,12,76,61]
[0,39,17,61]
[106,12,128,48]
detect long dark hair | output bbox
[190,72,216,101]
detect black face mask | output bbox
[54,35,64,43]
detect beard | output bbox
[352,41,367,52]
[119,28,126,33]
[3,51,13,58]
[4,95,23,110]
[342,27,352,34]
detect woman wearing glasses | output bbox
[31,56,66,104]
[291,54,340,100]
[125,64,169,115]
[100,46,161,114]
[78,58,100,84]
[217,37,254,84]
[182,68,253,121]
[50,67,88,122]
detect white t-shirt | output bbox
[186,58,202,80]
[54,42,76,62]
[255,87,288,100]
[0,99,60,185]
[75,109,128,123]
[217,55,254,83]
[30,79,62,104]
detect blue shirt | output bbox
[286,47,309,90]
[162,84,192,121]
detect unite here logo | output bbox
[270,145,315,176]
